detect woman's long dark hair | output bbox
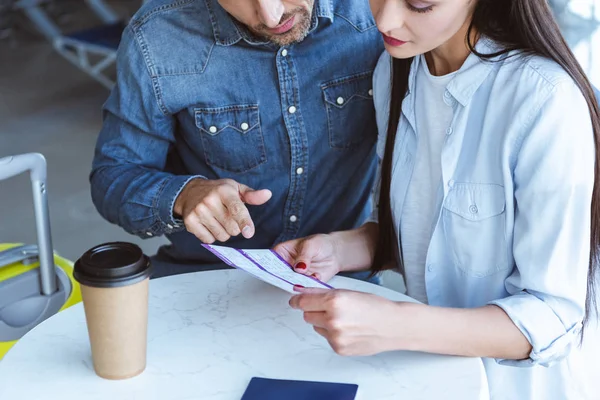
[373,0,600,331]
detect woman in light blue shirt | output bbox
[275,0,600,398]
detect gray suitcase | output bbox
[0,153,80,359]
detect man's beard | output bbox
[251,8,312,47]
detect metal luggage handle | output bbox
[0,245,40,268]
[0,153,58,295]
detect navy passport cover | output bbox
[241,377,358,400]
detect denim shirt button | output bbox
[290,215,298,222]
[288,106,297,114]
[241,122,249,131]
[209,126,218,134]
[296,167,304,175]
[336,97,345,105]
[368,89,373,96]
[281,49,288,57]
[167,224,173,229]
[146,232,153,237]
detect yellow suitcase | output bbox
[0,153,82,360]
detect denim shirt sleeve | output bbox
[90,25,204,238]
[489,79,595,367]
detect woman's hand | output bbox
[274,234,342,282]
[291,288,533,360]
[274,224,379,281]
[289,288,406,356]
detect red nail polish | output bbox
[294,285,305,291]
[295,262,307,270]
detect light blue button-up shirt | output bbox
[371,38,595,399]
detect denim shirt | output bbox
[90,0,383,264]
[372,40,595,399]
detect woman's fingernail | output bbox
[242,226,253,238]
[295,262,307,270]
[294,285,305,291]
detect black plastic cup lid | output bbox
[74,242,152,288]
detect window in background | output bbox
[551,0,600,87]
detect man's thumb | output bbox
[240,186,272,205]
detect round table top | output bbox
[0,270,488,400]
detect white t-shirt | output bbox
[400,56,456,303]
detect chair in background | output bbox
[0,0,19,39]
[15,0,126,88]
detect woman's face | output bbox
[370,0,476,59]
[218,0,314,46]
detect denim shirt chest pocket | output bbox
[442,183,509,277]
[322,71,376,150]
[194,105,266,173]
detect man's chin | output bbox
[253,10,312,47]
[267,29,310,46]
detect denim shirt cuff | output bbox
[157,175,207,234]
[488,293,582,368]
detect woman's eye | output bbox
[406,1,434,13]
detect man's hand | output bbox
[173,178,272,243]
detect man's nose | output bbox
[257,0,285,28]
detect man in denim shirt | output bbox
[91,0,383,277]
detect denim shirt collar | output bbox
[206,0,334,47]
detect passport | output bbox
[240,377,359,400]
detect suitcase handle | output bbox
[0,245,40,268]
[0,153,58,295]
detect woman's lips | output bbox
[382,33,407,47]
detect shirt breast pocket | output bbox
[321,71,375,150]
[442,183,509,277]
[195,105,266,173]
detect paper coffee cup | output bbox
[74,242,152,380]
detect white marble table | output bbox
[0,270,489,400]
